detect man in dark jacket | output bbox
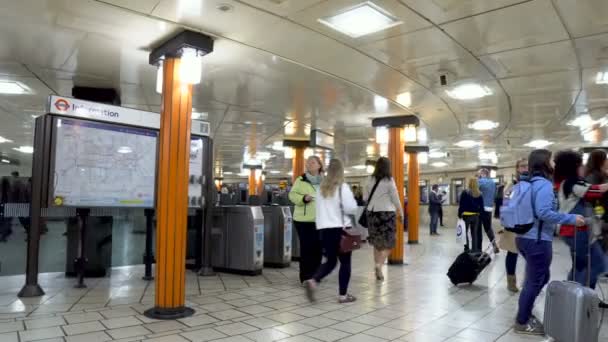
[0,176,13,241]
[429,184,441,235]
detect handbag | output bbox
[339,184,362,253]
[358,178,381,229]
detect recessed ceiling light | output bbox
[468,120,499,131]
[0,136,13,143]
[374,95,389,113]
[0,80,30,95]
[396,92,411,107]
[429,150,447,159]
[117,146,133,154]
[596,71,608,85]
[223,171,234,175]
[352,165,367,170]
[1,159,9,164]
[318,2,402,38]
[454,140,480,148]
[446,83,492,100]
[13,146,34,154]
[269,170,281,174]
[431,162,447,168]
[524,139,553,148]
[479,150,498,164]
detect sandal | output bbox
[338,294,357,304]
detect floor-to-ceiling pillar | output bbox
[407,152,420,244]
[292,147,305,182]
[145,57,194,319]
[388,127,405,264]
[248,169,257,196]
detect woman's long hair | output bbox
[372,157,392,181]
[585,149,606,178]
[528,149,553,179]
[554,150,582,184]
[320,159,344,198]
[468,178,481,198]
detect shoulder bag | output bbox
[357,178,381,229]
[339,184,362,253]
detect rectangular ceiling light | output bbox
[596,71,608,85]
[0,80,30,94]
[318,2,402,38]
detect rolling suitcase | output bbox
[544,215,601,342]
[447,249,491,285]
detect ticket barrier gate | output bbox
[211,206,264,275]
[262,206,292,268]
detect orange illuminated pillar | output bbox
[145,57,194,319]
[388,127,405,264]
[257,172,265,196]
[292,147,305,182]
[407,151,420,244]
[248,169,257,196]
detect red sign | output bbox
[54,99,70,112]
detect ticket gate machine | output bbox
[211,206,264,275]
[262,206,292,268]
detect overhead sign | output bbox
[47,95,210,136]
[310,129,334,150]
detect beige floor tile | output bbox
[64,331,112,342]
[19,327,65,342]
[244,328,290,342]
[180,327,227,342]
[24,317,66,330]
[213,322,258,336]
[305,327,351,341]
[107,325,152,339]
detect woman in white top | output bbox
[304,158,358,304]
[363,157,404,281]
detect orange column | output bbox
[388,127,405,264]
[248,169,257,196]
[146,58,194,319]
[407,152,420,244]
[292,147,305,182]
[257,173,265,197]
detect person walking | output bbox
[304,159,358,303]
[428,185,441,235]
[498,158,528,292]
[513,149,585,335]
[478,169,499,253]
[363,157,404,281]
[457,178,484,252]
[288,156,324,284]
[554,150,608,289]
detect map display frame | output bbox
[49,117,158,208]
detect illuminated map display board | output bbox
[51,118,158,207]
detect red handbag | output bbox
[339,185,362,253]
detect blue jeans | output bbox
[313,228,352,296]
[506,251,518,276]
[562,230,606,289]
[430,211,439,234]
[516,238,552,325]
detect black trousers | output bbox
[313,228,352,296]
[438,206,444,226]
[294,221,322,283]
[475,211,496,251]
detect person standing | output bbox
[498,158,528,292]
[585,150,608,260]
[288,156,324,284]
[458,178,484,252]
[304,159,358,303]
[478,169,499,253]
[554,150,608,289]
[438,190,446,227]
[0,176,13,242]
[513,149,585,335]
[364,157,403,281]
[428,184,441,235]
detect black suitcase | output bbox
[447,251,491,285]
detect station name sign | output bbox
[47,95,209,136]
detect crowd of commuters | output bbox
[0,171,34,242]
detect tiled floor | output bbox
[0,224,607,342]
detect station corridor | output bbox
[1,222,606,342]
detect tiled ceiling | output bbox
[0,0,607,176]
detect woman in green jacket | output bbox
[289,156,324,284]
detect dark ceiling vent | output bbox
[72,86,120,106]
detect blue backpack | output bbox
[500,179,542,236]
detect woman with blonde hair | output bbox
[304,159,358,303]
[458,178,484,252]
